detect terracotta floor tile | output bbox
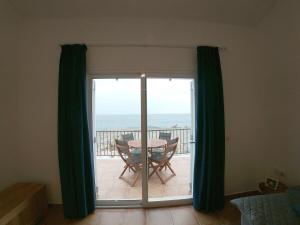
[96,155,192,200]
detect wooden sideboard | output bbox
[0,183,47,225]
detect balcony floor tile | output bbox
[96,155,191,200]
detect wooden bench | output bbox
[0,183,47,225]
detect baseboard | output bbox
[225,190,261,201]
[48,190,261,209]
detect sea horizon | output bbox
[96,113,191,131]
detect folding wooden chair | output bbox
[159,137,179,171]
[115,139,142,187]
[148,138,179,184]
[151,132,172,155]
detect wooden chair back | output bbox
[159,132,171,141]
[121,133,134,142]
[164,137,179,161]
[115,139,131,162]
[115,139,140,169]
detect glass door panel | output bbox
[93,76,195,206]
[146,78,194,201]
[94,78,142,201]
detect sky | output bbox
[95,78,193,115]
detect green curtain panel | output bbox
[193,46,225,212]
[58,44,95,218]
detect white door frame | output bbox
[87,73,194,208]
[140,74,149,206]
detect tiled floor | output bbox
[96,155,191,200]
[41,204,241,225]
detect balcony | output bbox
[96,128,191,156]
[95,128,192,200]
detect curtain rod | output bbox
[59,43,227,51]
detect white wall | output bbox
[14,17,271,203]
[0,1,19,190]
[256,0,300,186]
[88,46,196,76]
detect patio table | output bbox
[128,139,167,150]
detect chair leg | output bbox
[149,162,166,184]
[158,162,169,172]
[149,160,177,184]
[126,164,137,173]
[158,165,164,171]
[166,163,176,175]
[162,173,176,183]
[131,171,141,187]
[148,162,157,178]
[130,166,137,173]
[119,165,129,178]
[155,170,165,184]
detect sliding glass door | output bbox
[93,78,142,204]
[147,78,194,201]
[89,75,194,207]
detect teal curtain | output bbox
[193,46,225,212]
[58,44,95,218]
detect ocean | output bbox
[96,114,191,131]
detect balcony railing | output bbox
[96,128,191,156]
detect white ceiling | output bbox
[8,0,277,26]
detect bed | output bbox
[231,187,300,225]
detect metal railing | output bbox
[95,128,191,156]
